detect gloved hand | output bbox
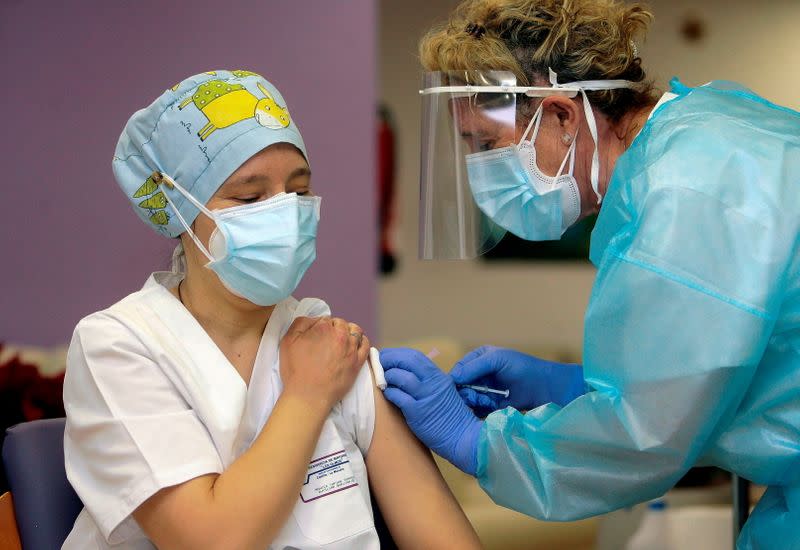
[450,346,586,417]
[380,348,482,476]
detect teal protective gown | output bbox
[477,80,800,549]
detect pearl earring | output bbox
[561,133,573,145]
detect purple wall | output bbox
[0,1,377,346]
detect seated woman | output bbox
[62,70,481,549]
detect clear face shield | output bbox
[419,71,518,260]
[418,69,637,260]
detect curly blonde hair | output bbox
[420,0,657,121]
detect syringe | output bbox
[457,384,510,398]
[426,348,510,398]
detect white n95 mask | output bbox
[162,173,320,306]
[465,103,581,241]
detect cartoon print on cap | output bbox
[231,70,261,78]
[132,174,159,199]
[133,174,170,227]
[148,210,170,226]
[178,79,291,141]
[170,71,218,92]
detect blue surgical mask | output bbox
[465,104,581,241]
[162,174,320,306]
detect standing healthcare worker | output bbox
[379,1,800,548]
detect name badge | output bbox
[300,448,358,502]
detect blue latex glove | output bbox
[380,348,482,476]
[450,346,586,417]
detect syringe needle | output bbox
[458,384,510,398]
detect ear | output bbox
[257,82,274,101]
[540,95,582,136]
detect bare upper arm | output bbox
[366,379,482,549]
[366,381,442,480]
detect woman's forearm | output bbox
[134,391,329,550]
[136,315,369,550]
[209,391,329,546]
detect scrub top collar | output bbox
[146,271,290,462]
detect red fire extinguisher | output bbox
[377,104,398,275]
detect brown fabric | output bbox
[0,343,66,493]
[0,492,22,550]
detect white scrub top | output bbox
[62,272,379,549]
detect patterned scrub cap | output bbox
[113,69,308,238]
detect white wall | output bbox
[378,0,800,356]
[639,0,800,107]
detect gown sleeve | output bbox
[476,126,790,520]
[64,312,223,543]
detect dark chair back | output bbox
[2,418,82,549]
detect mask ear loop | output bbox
[518,103,544,146]
[555,131,578,178]
[157,172,216,263]
[519,101,576,180]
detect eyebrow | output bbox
[224,167,312,189]
[287,167,312,181]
